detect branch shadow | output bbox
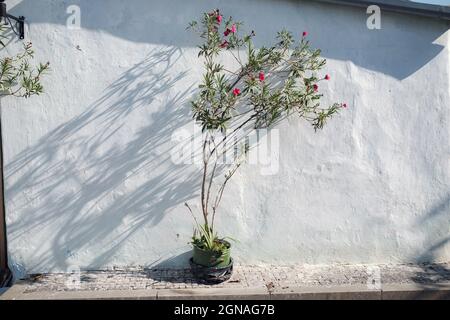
[407,195,450,299]
[5,46,202,274]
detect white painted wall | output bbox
[2,0,449,277]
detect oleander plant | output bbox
[0,24,50,98]
[186,9,346,282]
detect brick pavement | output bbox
[15,262,450,293]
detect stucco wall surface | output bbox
[2,0,449,277]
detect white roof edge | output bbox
[313,0,450,21]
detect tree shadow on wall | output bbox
[5,46,201,274]
[10,0,448,80]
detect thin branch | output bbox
[185,202,200,230]
[205,136,219,226]
[212,160,243,226]
[200,134,209,226]
[209,114,256,158]
[229,50,244,68]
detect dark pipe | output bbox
[0,3,6,19]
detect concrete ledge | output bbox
[157,287,269,300]
[0,283,28,300]
[3,281,450,300]
[270,284,381,300]
[381,283,450,300]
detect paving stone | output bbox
[9,262,450,294]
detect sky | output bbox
[411,0,450,5]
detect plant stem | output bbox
[201,134,209,226]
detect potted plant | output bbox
[185,9,345,283]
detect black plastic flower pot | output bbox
[190,240,233,283]
[189,257,233,284]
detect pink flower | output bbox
[259,72,265,82]
[224,29,230,36]
[231,24,237,33]
[343,103,347,108]
[325,74,330,80]
[217,15,223,24]
[233,88,241,96]
[313,84,318,92]
[220,40,229,48]
[302,31,308,37]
